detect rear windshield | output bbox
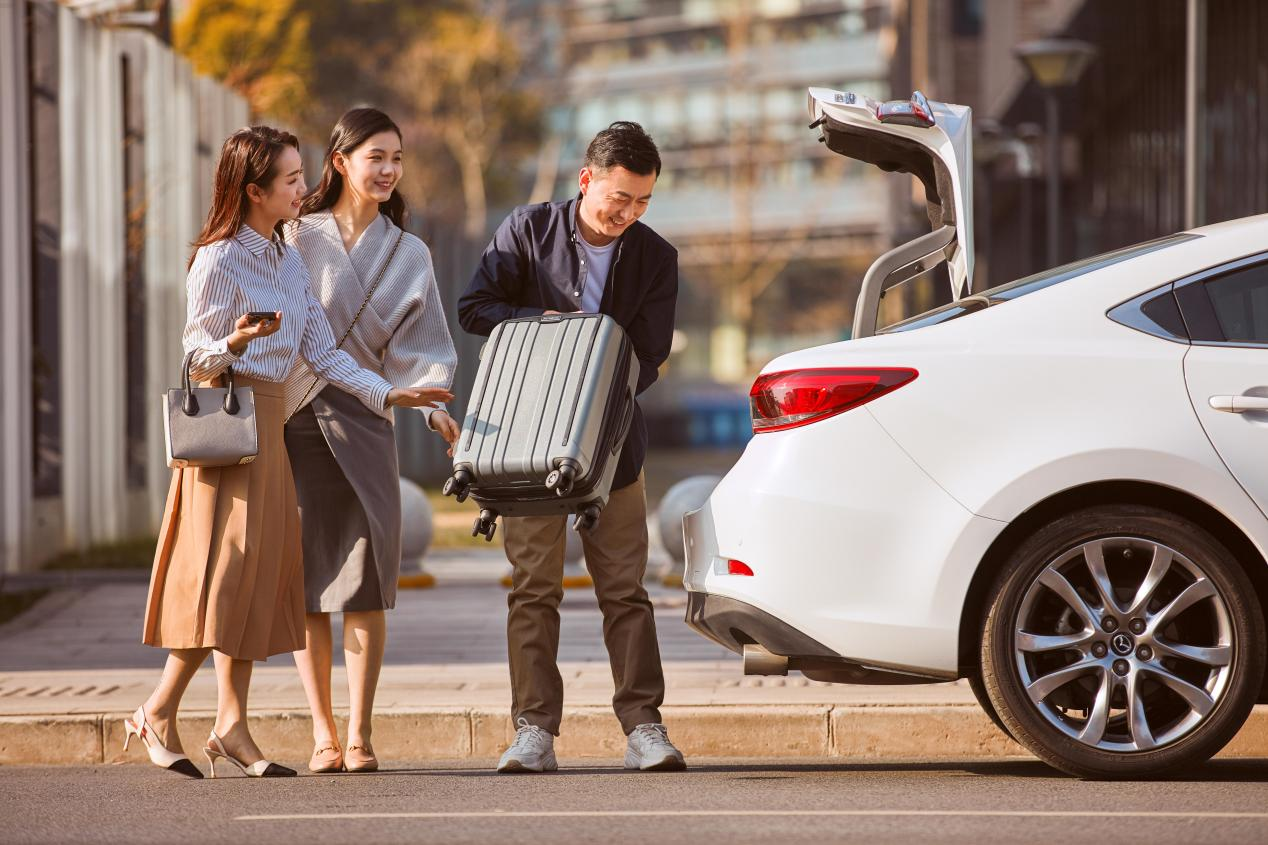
[881,233,1202,334]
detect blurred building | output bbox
[527,0,896,387]
[1,0,247,573]
[892,0,1268,292]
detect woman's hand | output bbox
[428,409,461,457]
[227,311,283,354]
[387,386,454,409]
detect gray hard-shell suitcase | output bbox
[443,313,639,540]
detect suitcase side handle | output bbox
[612,386,636,455]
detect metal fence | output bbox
[0,1,248,572]
[986,0,1268,288]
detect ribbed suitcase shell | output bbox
[453,313,637,518]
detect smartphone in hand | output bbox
[245,311,277,325]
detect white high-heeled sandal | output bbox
[123,706,203,778]
[203,730,296,778]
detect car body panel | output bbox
[753,220,1268,545]
[682,401,1005,675]
[684,213,1268,683]
[1185,344,1268,523]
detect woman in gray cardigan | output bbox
[283,108,459,773]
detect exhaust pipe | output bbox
[742,643,789,676]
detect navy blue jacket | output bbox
[458,196,679,490]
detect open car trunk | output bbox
[807,88,974,338]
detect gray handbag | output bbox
[162,350,258,469]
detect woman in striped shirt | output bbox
[129,126,451,779]
[283,108,458,774]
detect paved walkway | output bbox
[0,549,976,717]
[11,549,1268,767]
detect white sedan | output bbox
[683,88,1268,778]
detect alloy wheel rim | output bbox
[1013,537,1234,752]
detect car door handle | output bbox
[1209,395,1268,413]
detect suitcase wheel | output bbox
[472,509,497,542]
[443,469,473,503]
[546,466,576,497]
[572,504,602,533]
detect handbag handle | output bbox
[285,228,405,423]
[181,350,241,416]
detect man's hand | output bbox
[227,311,282,354]
[387,386,455,409]
[429,409,461,457]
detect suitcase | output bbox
[443,313,639,541]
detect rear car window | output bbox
[1203,260,1268,344]
[881,233,1202,334]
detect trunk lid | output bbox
[808,87,974,305]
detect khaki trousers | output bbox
[502,474,665,735]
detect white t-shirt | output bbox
[578,235,617,314]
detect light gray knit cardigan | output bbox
[282,209,457,423]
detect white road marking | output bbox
[236,809,1268,821]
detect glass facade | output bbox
[552,0,891,382]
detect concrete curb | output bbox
[5,705,1268,767]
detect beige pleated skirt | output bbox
[142,375,305,661]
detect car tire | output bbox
[980,504,1264,779]
[968,669,1014,741]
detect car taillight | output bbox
[749,368,918,433]
[876,90,935,127]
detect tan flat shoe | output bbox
[308,744,344,773]
[344,744,378,773]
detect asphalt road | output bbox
[6,758,1268,844]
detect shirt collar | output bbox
[567,195,581,244]
[569,193,629,255]
[235,224,281,257]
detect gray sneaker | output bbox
[497,718,558,773]
[624,723,686,771]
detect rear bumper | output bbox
[684,592,839,658]
[684,587,949,685]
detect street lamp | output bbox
[976,119,1040,287]
[1015,38,1097,268]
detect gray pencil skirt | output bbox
[284,385,402,613]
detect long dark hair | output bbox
[188,125,300,269]
[300,107,407,228]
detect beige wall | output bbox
[979,0,1085,118]
[898,0,1085,116]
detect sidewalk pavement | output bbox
[3,549,1267,766]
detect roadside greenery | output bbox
[0,590,49,627]
[42,538,156,570]
[174,0,542,238]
